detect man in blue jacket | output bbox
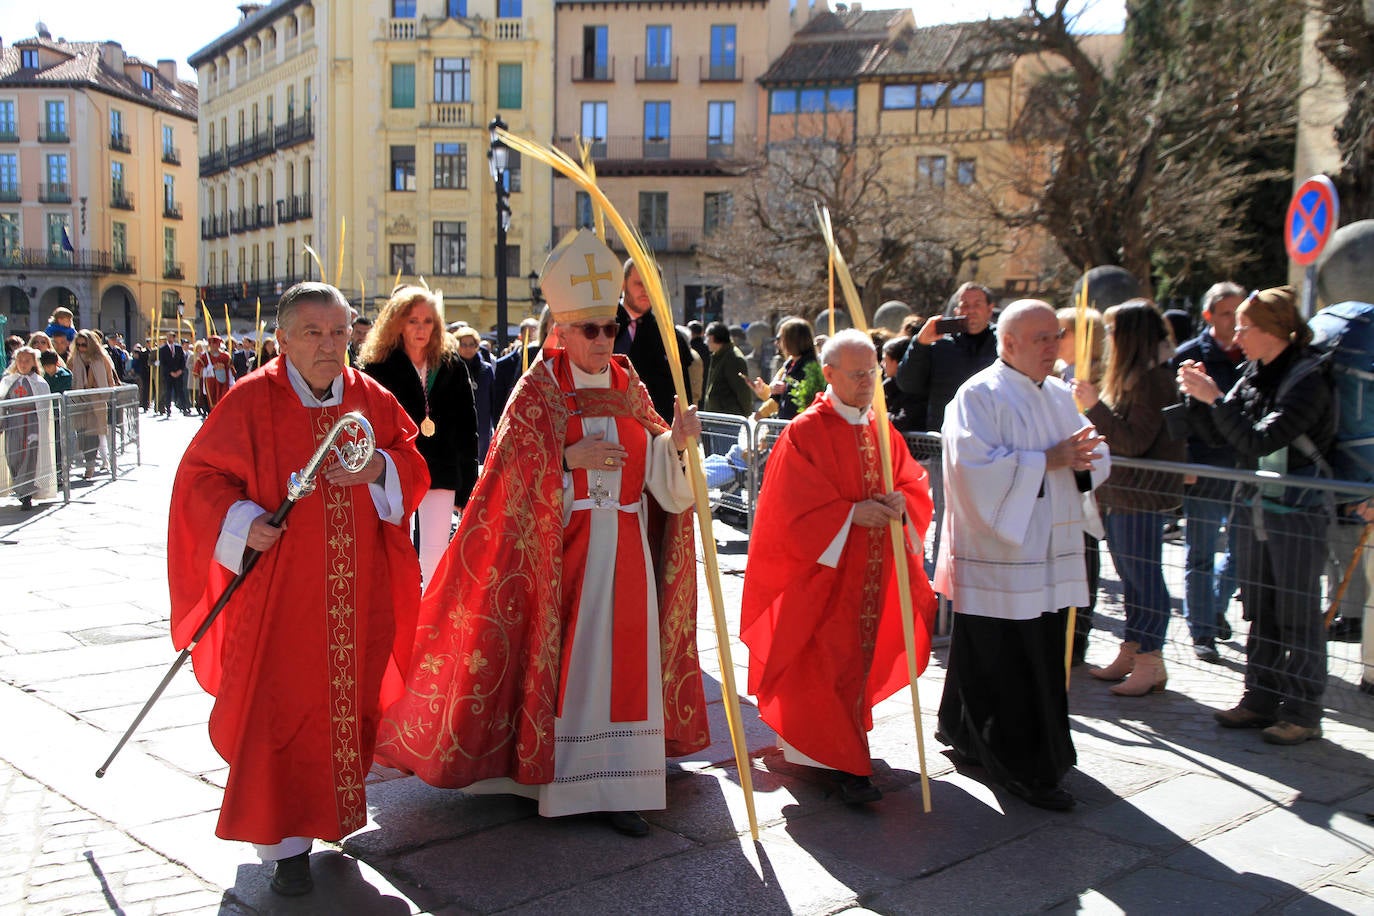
[1171,281,1246,661]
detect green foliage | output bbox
[790,359,827,413]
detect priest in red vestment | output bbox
[376,229,708,839]
[192,335,234,411]
[168,282,428,896]
[741,328,937,805]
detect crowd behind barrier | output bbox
[0,384,142,506]
[695,411,1374,719]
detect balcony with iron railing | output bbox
[277,194,312,224]
[0,126,18,143]
[162,145,180,165]
[163,201,183,220]
[38,121,69,143]
[111,189,133,210]
[110,131,131,152]
[0,248,115,273]
[274,114,313,150]
[203,278,288,313]
[229,204,275,234]
[164,260,185,281]
[201,116,314,176]
[699,55,743,82]
[552,223,703,254]
[0,187,20,203]
[201,213,230,240]
[570,55,615,82]
[39,182,71,203]
[552,134,753,175]
[112,255,135,274]
[635,56,678,83]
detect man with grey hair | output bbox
[743,328,937,805]
[167,281,430,896]
[1171,281,1246,661]
[936,300,1110,811]
[896,282,998,432]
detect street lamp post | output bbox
[488,114,511,352]
[527,269,542,316]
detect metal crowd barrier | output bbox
[704,416,1374,718]
[0,384,141,506]
[697,411,753,529]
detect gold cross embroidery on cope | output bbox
[570,254,614,301]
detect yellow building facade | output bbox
[552,0,799,323]
[192,0,554,334]
[0,31,198,339]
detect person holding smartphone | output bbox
[896,283,999,433]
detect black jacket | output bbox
[158,343,186,378]
[492,342,541,418]
[614,305,694,422]
[363,348,479,505]
[895,326,998,432]
[1185,344,1336,476]
[1171,331,1243,468]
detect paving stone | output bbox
[1076,772,1277,850]
[1046,865,1275,914]
[345,777,538,858]
[1283,884,1374,914]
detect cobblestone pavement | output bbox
[2,413,1374,914]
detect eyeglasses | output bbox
[572,322,618,340]
[836,366,880,382]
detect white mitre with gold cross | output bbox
[540,228,624,324]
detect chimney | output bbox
[238,3,265,21]
[157,58,178,84]
[100,40,125,72]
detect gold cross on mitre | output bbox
[540,227,624,324]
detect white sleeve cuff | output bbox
[818,506,856,569]
[214,500,269,575]
[368,451,405,526]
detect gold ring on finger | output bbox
[604,457,615,467]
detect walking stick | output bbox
[96,412,376,778]
[1325,523,1373,628]
[818,205,933,813]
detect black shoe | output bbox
[1193,640,1220,663]
[607,811,650,837]
[1214,705,1276,729]
[1328,616,1363,642]
[1002,779,1075,812]
[835,772,882,805]
[270,852,313,896]
[1216,613,1232,641]
[18,496,32,510]
[1360,680,1374,696]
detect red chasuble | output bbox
[741,391,937,775]
[375,352,708,786]
[167,360,428,845]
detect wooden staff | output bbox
[816,205,932,813]
[828,248,836,338]
[335,216,347,289]
[1327,523,1374,627]
[497,127,759,841]
[254,299,263,367]
[1067,279,1094,688]
[151,306,160,412]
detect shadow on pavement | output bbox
[220,850,415,914]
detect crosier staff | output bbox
[95,412,376,778]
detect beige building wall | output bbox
[1290,7,1350,290]
[194,0,554,335]
[554,0,794,322]
[0,45,197,339]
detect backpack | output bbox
[1308,301,1374,483]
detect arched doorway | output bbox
[0,285,32,338]
[38,286,80,326]
[98,283,139,341]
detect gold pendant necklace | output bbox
[420,416,435,437]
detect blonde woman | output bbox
[360,287,478,587]
[1,347,56,509]
[67,328,118,479]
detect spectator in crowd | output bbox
[687,319,711,395]
[680,325,704,409]
[615,262,695,420]
[131,343,152,410]
[1076,301,1184,695]
[38,350,71,486]
[701,321,753,418]
[1172,281,1246,661]
[67,329,119,479]
[895,282,999,433]
[492,316,542,416]
[360,285,479,587]
[157,331,189,416]
[1055,306,1106,666]
[104,333,130,381]
[453,326,496,461]
[2,334,20,366]
[256,336,278,367]
[1,347,56,510]
[742,330,936,805]
[882,336,920,433]
[167,281,428,897]
[230,337,252,379]
[1177,286,1335,745]
[45,307,76,360]
[26,332,60,366]
[936,299,1110,811]
[746,316,820,421]
[190,340,209,416]
[347,315,373,366]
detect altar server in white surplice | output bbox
[935,299,1111,812]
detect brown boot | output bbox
[1110,649,1167,696]
[1089,641,1138,681]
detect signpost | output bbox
[1286,175,1339,317]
